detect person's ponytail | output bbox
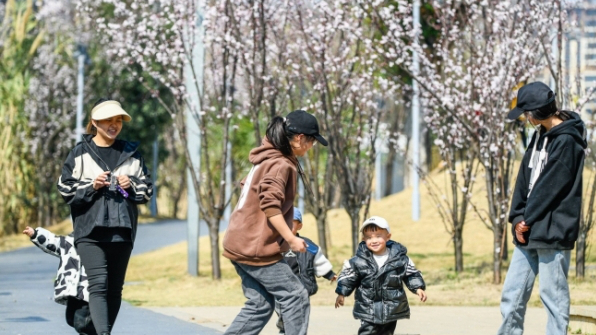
[266,116,295,156]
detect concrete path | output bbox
[0,219,221,335]
[148,305,552,335]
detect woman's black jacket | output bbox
[57,134,153,243]
[335,241,425,324]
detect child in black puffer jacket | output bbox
[335,216,427,335]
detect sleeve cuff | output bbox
[323,270,336,280]
[31,229,38,240]
[511,215,525,226]
[263,207,283,218]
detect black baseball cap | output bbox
[507,82,556,120]
[285,110,328,146]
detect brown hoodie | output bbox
[222,138,298,266]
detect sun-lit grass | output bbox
[122,167,596,307]
[0,214,163,252]
[0,219,73,252]
[3,166,595,307]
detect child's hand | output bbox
[329,275,338,283]
[22,226,34,238]
[335,295,344,308]
[417,289,427,302]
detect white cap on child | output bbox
[360,216,390,233]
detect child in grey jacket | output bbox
[23,226,96,335]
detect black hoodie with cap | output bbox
[509,112,587,250]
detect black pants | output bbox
[66,297,96,335]
[77,242,133,334]
[358,320,397,335]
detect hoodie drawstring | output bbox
[528,135,548,197]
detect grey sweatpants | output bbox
[224,261,310,335]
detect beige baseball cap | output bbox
[360,216,390,233]
[91,101,132,122]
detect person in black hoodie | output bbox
[498,82,586,335]
[57,98,153,335]
[335,216,427,335]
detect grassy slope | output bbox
[122,168,596,307]
[0,215,161,252]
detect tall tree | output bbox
[365,0,557,283]
[289,1,397,253]
[81,0,290,278]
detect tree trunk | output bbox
[209,222,221,280]
[502,228,508,261]
[576,231,586,278]
[316,213,329,256]
[325,218,332,249]
[171,182,185,219]
[454,227,464,273]
[493,224,504,284]
[348,207,361,254]
[37,191,44,228]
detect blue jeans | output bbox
[225,261,310,335]
[498,247,571,335]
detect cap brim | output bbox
[91,101,132,122]
[507,106,524,120]
[93,112,132,122]
[314,134,328,146]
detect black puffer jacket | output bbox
[57,134,153,243]
[335,241,425,324]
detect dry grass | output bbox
[3,166,595,307]
[122,169,596,307]
[0,214,162,252]
[0,219,73,252]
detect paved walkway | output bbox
[148,305,551,335]
[0,219,221,335]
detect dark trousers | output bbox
[66,297,96,335]
[77,242,133,334]
[358,320,397,335]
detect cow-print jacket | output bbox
[30,227,89,305]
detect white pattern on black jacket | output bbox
[56,134,153,243]
[30,227,89,305]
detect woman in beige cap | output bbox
[57,98,153,335]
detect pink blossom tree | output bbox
[287,1,399,253]
[364,0,558,283]
[78,0,301,278]
[550,0,596,278]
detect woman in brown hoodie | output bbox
[222,110,328,335]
